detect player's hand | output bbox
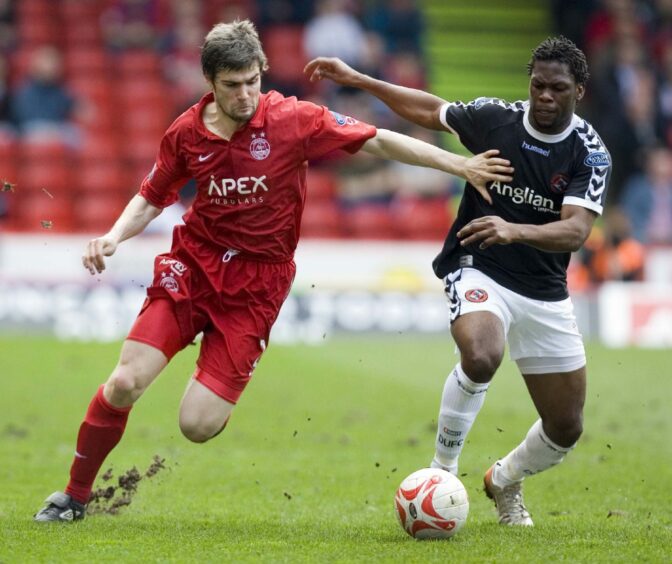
[457,215,518,249]
[304,57,359,86]
[82,236,118,275]
[463,150,513,205]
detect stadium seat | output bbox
[301,200,345,239]
[306,168,338,202]
[17,19,63,47]
[73,192,128,233]
[20,138,71,163]
[344,204,397,240]
[392,197,452,240]
[64,49,110,78]
[0,131,18,183]
[262,25,306,84]
[18,161,73,195]
[77,161,128,194]
[61,0,103,21]
[116,50,162,76]
[78,133,121,163]
[14,192,75,232]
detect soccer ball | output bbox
[394,468,469,539]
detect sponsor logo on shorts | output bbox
[159,273,179,292]
[465,289,488,303]
[159,258,187,276]
[250,132,271,160]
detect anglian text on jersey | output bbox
[489,180,558,214]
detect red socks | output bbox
[65,385,131,504]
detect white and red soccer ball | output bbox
[394,468,469,539]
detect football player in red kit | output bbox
[34,19,513,522]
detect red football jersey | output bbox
[140,91,377,261]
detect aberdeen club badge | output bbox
[250,132,271,160]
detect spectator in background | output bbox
[588,35,661,200]
[163,0,206,114]
[365,0,423,54]
[621,146,672,243]
[101,0,168,51]
[583,208,645,282]
[0,0,15,53]
[0,54,10,127]
[9,46,79,145]
[656,42,672,145]
[304,0,367,68]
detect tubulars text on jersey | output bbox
[208,175,269,197]
[489,180,558,214]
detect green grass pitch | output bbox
[1,335,671,562]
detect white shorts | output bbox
[443,268,586,374]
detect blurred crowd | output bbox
[0,0,671,288]
[0,0,451,240]
[553,0,672,288]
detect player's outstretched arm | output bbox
[361,129,513,204]
[304,57,446,130]
[82,194,162,275]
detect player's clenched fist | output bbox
[82,236,118,275]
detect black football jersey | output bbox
[434,97,611,301]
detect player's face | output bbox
[209,65,262,124]
[528,60,584,134]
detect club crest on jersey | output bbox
[550,173,570,194]
[159,272,179,292]
[584,151,610,167]
[250,132,271,160]
[465,289,488,303]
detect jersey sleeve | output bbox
[297,101,377,161]
[562,126,611,216]
[139,122,191,208]
[439,98,505,154]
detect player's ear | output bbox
[575,84,585,102]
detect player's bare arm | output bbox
[457,205,596,252]
[82,195,162,275]
[361,129,513,200]
[304,57,446,130]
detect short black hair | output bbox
[527,36,589,86]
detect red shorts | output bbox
[128,249,295,404]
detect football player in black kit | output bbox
[305,36,610,526]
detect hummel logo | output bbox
[198,152,215,162]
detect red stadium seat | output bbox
[64,49,110,77]
[78,133,121,163]
[301,200,345,238]
[18,161,73,195]
[61,0,104,21]
[77,161,128,194]
[73,192,127,233]
[20,138,72,163]
[116,50,162,76]
[14,192,75,232]
[345,205,397,240]
[0,131,18,183]
[262,25,306,83]
[17,19,63,47]
[392,197,453,240]
[306,168,337,202]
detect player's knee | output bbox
[460,348,502,382]
[179,416,225,444]
[546,414,583,447]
